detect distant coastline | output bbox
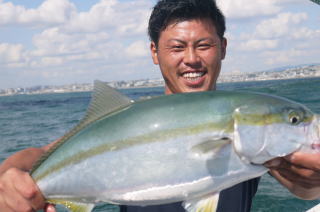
[1,64,319,96]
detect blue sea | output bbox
[0,77,319,212]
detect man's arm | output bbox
[266,152,320,200]
[0,142,58,212]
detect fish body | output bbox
[31,81,320,212]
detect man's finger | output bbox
[0,195,11,212]
[275,168,320,188]
[284,152,320,171]
[269,169,320,200]
[45,204,57,212]
[1,180,35,212]
[13,171,46,210]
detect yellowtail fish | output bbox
[30,81,320,212]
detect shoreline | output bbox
[1,76,319,97]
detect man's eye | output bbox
[172,46,184,51]
[198,44,211,50]
[173,45,183,49]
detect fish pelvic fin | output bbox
[183,193,220,212]
[48,199,95,212]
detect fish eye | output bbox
[289,116,300,125]
[288,111,301,125]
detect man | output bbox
[120,1,255,211]
[0,0,320,211]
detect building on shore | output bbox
[1,64,319,96]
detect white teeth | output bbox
[182,72,205,79]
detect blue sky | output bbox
[0,0,319,89]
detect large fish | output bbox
[30,81,320,212]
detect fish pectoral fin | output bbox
[47,199,95,212]
[182,193,220,212]
[191,137,231,154]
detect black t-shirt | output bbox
[120,178,260,212]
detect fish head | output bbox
[232,94,319,164]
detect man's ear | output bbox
[221,38,227,60]
[150,42,159,65]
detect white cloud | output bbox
[62,0,117,33]
[255,12,308,39]
[238,39,278,51]
[31,27,92,56]
[40,56,65,66]
[263,49,305,65]
[290,27,319,40]
[0,0,152,72]
[216,0,280,19]
[0,43,24,63]
[125,40,149,58]
[216,0,308,19]
[19,0,153,71]
[0,0,76,26]
[62,0,150,35]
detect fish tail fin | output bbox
[48,199,95,212]
[183,193,219,212]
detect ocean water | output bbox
[0,77,319,212]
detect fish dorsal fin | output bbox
[183,193,220,212]
[81,80,133,127]
[66,80,133,138]
[31,80,133,174]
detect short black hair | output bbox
[148,0,226,46]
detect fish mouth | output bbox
[311,115,320,151]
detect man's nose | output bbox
[183,47,200,66]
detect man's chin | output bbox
[166,81,213,94]
[182,85,211,93]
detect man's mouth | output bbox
[181,71,206,81]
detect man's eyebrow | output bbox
[196,38,215,43]
[167,38,215,44]
[167,39,187,44]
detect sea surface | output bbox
[0,77,319,212]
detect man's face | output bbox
[151,18,227,94]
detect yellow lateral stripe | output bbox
[34,121,233,181]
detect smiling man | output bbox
[150,18,226,94]
[120,1,260,212]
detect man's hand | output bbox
[0,145,58,212]
[0,167,47,211]
[265,152,320,200]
